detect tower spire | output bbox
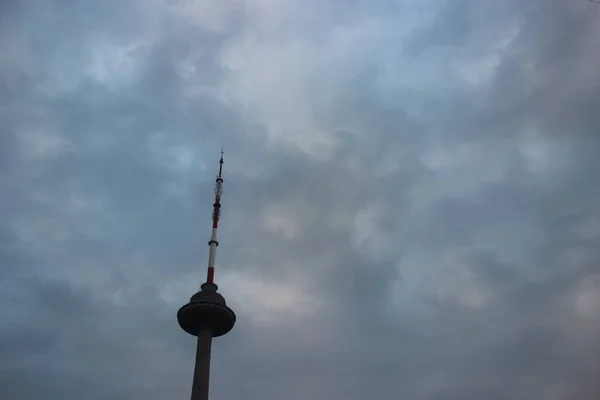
[207,151,224,285]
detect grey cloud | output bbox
[1,0,600,399]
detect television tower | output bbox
[178,150,236,400]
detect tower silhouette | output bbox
[177,150,236,400]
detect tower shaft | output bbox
[191,329,212,400]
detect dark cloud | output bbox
[1,0,599,399]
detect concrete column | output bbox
[191,329,212,400]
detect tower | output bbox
[177,150,236,400]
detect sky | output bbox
[1,0,599,399]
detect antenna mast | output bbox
[206,149,224,285]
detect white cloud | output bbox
[84,41,149,88]
[168,0,242,32]
[434,254,493,310]
[351,204,380,248]
[261,199,317,240]
[454,23,521,89]
[221,269,322,326]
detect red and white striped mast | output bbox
[206,149,224,285]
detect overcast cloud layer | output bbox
[1,0,600,399]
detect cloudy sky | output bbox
[1,0,600,399]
